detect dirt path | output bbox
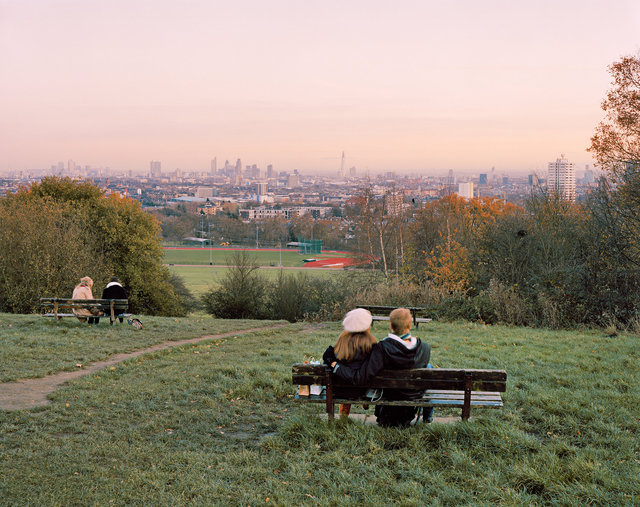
[0,324,290,411]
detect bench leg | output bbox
[462,373,472,420]
[325,371,334,421]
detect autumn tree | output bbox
[405,194,520,289]
[589,53,640,175]
[589,52,640,268]
[0,177,186,315]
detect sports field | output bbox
[165,247,354,295]
[164,246,351,267]
[168,265,342,296]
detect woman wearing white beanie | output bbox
[324,308,377,417]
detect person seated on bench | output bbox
[72,276,102,325]
[330,308,377,418]
[324,307,433,428]
[101,276,128,323]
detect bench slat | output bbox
[292,363,506,380]
[293,376,506,393]
[295,393,503,408]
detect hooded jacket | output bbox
[102,281,128,300]
[72,277,94,317]
[333,333,431,400]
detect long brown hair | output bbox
[334,330,377,362]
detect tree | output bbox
[589,53,640,176]
[0,177,185,315]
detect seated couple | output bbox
[72,276,128,324]
[323,307,434,428]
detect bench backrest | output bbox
[292,363,507,392]
[41,298,128,305]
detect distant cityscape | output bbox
[0,154,595,222]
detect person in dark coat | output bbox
[101,276,128,323]
[324,308,433,427]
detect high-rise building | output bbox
[457,182,474,199]
[150,160,162,178]
[210,157,217,175]
[385,191,403,216]
[287,172,300,187]
[547,154,576,201]
[267,164,274,178]
[479,173,488,185]
[255,182,268,195]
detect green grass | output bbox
[0,313,286,382]
[168,265,345,296]
[1,318,639,505]
[164,247,349,267]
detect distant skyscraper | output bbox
[349,166,356,177]
[385,191,403,216]
[340,151,345,178]
[479,173,488,185]
[150,160,161,177]
[457,182,474,199]
[584,164,595,184]
[267,164,274,178]
[255,182,268,195]
[68,159,75,173]
[287,172,300,187]
[210,157,217,175]
[547,154,576,201]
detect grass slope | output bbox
[0,313,285,382]
[1,318,638,505]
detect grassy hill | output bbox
[1,314,638,504]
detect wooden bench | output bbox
[356,305,431,327]
[40,298,130,325]
[292,363,506,421]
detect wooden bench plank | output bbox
[295,391,504,408]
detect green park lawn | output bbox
[1,314,638,505]
[168,265,344,296]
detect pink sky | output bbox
[1,0,639,175]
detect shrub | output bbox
[201,252,267,319]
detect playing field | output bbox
[164,247,350,267]
[168,265,342,296]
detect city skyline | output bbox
[1,1,640,175]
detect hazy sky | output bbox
[1,0,640,175]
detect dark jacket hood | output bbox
[380,337,431,369]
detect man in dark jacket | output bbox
[101,276,128,323]
[324,308,432,427]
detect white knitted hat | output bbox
[342,308,373,333]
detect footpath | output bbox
[0,324,288,411]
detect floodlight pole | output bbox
[209,222,213,265]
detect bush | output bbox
[201,252,267,319]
